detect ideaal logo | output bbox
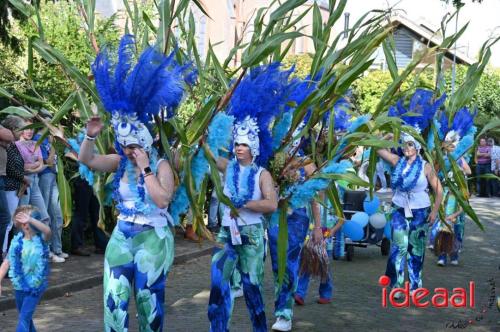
[378,275,475,308]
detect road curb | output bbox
[0,246,213,312]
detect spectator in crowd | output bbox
[36,132,68,262]
[66,131,108,256]
[15,118,51,241]
[0,116,28,256]
[0,122,14,264]
[488,137,500,197]
[475,137,492,197]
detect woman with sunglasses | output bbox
[377,133,443,295]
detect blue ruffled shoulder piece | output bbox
[169,113,235,225]
[288,159,352,209]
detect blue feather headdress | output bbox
[437,107,477,171]
[388,89,445,133]
[228,62,295,166]
[92,34,193,151]
[388,89,446,151]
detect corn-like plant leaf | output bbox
[52,91,77,124]
[0,106,35,118]
[242,32,303,68]
[315,172,370,188]
[56,157,72,227]
[8,0,35,17]
[382,38,398,80]
[277,200,289,286]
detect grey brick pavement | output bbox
[1,197,499,331]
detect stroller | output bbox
[341,190,391,261]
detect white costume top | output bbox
[117,159,172,227]
[221,165,265,227]
[392,160,431,210]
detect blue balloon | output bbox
[351,212,369,228]
[342,221,364,241]
[363,196,380,215]
[384,220,392,240]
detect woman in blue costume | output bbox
[78,35,190,331]
[432,108,475,267]
[377,90,444,294]
[207,63,290,332]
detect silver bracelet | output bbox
[85,134,96,141]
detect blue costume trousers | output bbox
[208,224,267,332]
[269,208,309,320]
[386,207,429,291]
[14,290,42,332]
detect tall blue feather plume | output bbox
[227,62,295,166]
[92,35,191,123]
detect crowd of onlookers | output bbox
[475,137,500,197]
[0,114,108,269]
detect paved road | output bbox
[1,197,499,331]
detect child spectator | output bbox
[0,205,51,331]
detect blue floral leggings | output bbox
[208,224,266,332]
[386,207,429,291]
[103,221,174,332]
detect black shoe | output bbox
[71,248,91,256]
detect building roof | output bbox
[388,14,474,65]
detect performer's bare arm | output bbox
[244,170,278,213]
[425,163,443,224]
[216,157,228,173]
[460,157,472,176]
[142,159,175,209]
[305,162,323,243]
[377,134,399,166]
[78,116,120,172]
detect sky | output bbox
[342,0,500,67]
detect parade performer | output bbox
[432,108,475,266]
[0,205,51,332]
[267,77,324,332]
[207,63,291,332]
[292,101,352,306]
[377,89,443,293]
[79,35,190,331]
[294,199,344,305]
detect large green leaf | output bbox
[277,201,289,286]
[0,106,35,118]
[57,157,73,227]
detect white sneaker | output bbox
[272,317,292,331]
[393,291,404,300]
[231,288,244,299]
[59,252,69,259]
[49,251,54,258]
[450,260,459,266]
[52,255,65,263]
[437,259,446,266]
[427,244,434,250]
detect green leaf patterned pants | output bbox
[103,220,174,332]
